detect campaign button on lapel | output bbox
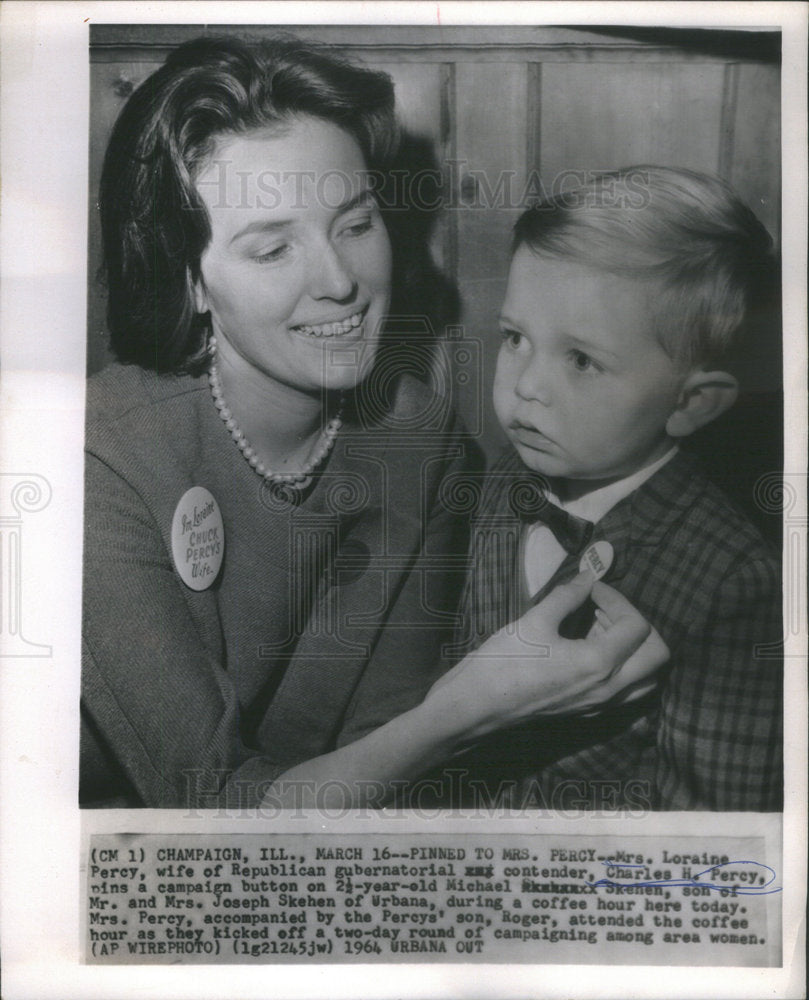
[171,486,225,590]
[579,540,614,581]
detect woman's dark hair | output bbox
[100,35,399,372]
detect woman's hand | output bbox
[263,573,667,809]
[425,572,669,742]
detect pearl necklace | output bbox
[208,337,343,490]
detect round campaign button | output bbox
[171,486,225,591]
[579,540,614,581]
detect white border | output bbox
[1,3,806,999]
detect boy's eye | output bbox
[569,349,599,373]
[501,328,523,348]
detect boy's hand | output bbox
[427,572,669,741]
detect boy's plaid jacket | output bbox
[452,448,782,811]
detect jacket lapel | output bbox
[460,452,527,646]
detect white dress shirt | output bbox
[523,447,679,598]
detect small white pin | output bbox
[579,540,614,581]
[171,486,225,591]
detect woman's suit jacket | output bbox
[81,364,474,808]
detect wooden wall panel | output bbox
[378,62,443,140]
[377,61,453,273]
[454,61,528,456]
[731,62,781,243]
[539,62,726,181]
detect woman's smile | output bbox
[290,306,368,339]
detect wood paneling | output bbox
[731,62,781,243]
[377,61,453,273]
[377,62,443,139]
[539,62,726,180]
[90,24,781,64]
[454,61,529,456]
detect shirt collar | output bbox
[546,446,680,524]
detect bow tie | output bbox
[508,480,594,555]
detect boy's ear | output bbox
[666,369,739,438]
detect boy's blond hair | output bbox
[513,166,777,370]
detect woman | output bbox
[81,36,663,810]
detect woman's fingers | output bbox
[520,571,594,636]
[573,626,669,715]
[608,626,670,687]
[591,580,643,623]
[434,577,669,732]
[588,581,652,672]
[586,609,610,639]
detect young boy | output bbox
[458,166,782,811]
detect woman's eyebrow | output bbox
[333,187,376,216]
[230,218,293,245]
